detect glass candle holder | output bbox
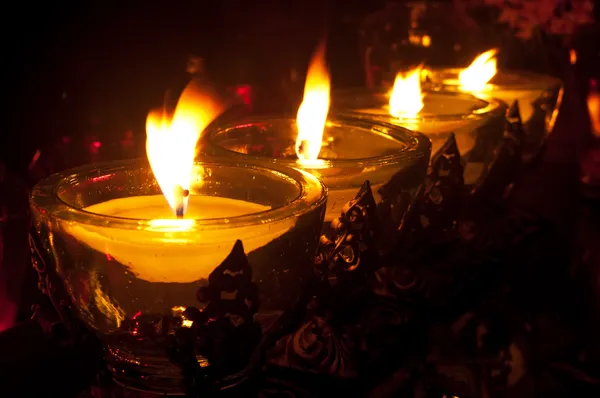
[332,89,507,186]
[423,68,563,155]
[202,115,431,222]
[30,158,327,394]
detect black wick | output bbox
[174,185,190,219]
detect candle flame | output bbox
[459,49,498,92]
[146,80,224,217]
[589,83,600,137]
[296,41,330,166]
[389,66,424,118]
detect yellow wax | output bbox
[354,108,477,156]
[399,120,477,156]
[62,195,295,283]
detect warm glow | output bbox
[146,80,224,216]
[422,35,431,47]
[570,49,578,65]
[588,84,600,137]
[147,218,195,232]
[296,41,330,165]
[389,66,424,118]
[459,49,498,92]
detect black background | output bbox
[1,0,388,174]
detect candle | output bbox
[331,89,506,186]
[29,76,329,393]
[31,158,327,393]
[424,64,562,145]
[34,158,327,286]
[32,158,327,283]
[201,42,426,223]
[63,195,290,283]
[203,115,430,222]
[349,91,501,154]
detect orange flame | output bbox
[459,49,498,92]
[296,42,330,165]
[146,80,224,216]
[389,66,424,118]
[589,82,600,137]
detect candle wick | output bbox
[174,185,190,219]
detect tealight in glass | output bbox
[423,67,563,156]
[30,158,327,393]
[202,114,431,222]
[332,89,507,186]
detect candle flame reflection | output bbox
[146,79,224,217]
[296,41,330,167]
[389,65,424,118]
[459,49,498,92]
[147,218,195,232]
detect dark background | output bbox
[1,0,391,175]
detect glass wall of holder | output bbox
[201,114,431,222]
[30,158,327,394]
[332,89,507,186]
[423,68,563,155]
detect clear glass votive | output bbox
[423,68,563,153]
[332,89,507,186]
[202,115,431,222]
[30,158,327,394]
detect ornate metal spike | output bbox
[506,101,526,143]
[376,147,431,257]
[199,239,259,324]
[393,133,466,253]
[168,240,262,391]
[429,133,464,186]
[468,103,525,208]
[268,183,382,380]
[318,180,379,276]
[197,240,261,360]
[267,316,359,378]
[507,100,523,125]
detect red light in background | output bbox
[235,85,252,106]
[28,150,41,170]
[90,140,102,154]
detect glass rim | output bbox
[332,88,505,123]
[424,67,563,92]
[202,113,431,169]
[30,157,328,231]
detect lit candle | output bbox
[424,50,563,140]
[203,115,429,222]
[31,157,327,393]
[330,66,506,186]
[202,41,429,222]
[36,79,323,285]
[62,193,294,283]
[345,89,504,156]
[30,79,328,394]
